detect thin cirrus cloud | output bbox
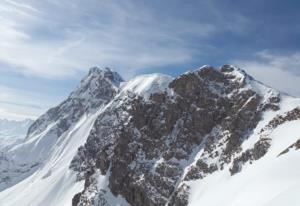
[0,84,53,120]
[0,0,220,120]
[233,51,300,97]
[0,0,217,79]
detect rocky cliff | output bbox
[69,65,292,206]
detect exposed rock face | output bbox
[27,67,123,139]
[230,138,271,175]
[227,107,300,175]
[70,65,283,206]
[185,160,218,181]
[261,107,300,132]
[278,138,300,156]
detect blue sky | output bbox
[0,0,300,120]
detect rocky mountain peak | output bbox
[88,66,105,75]
[87,67,124,86]
[195,64,250,83]
[70,65,287,206]
[220,64,253,83]
[71,67,123,99]
[26,67,124,139]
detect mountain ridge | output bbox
[0,65,300,206]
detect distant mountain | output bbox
[0,118,33,150]
[0,65,300,206]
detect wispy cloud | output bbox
[3,0,39,12]
[0,84,53,120]
[233,50,300,97]
[0,100,42,109]
[255,50,300,76]
[0,0,218,79]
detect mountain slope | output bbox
[0,65,300,206]
[0,67,123,192]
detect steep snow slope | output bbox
[0,67,123,191]
[188,96,300,206]
[0,112,100,206]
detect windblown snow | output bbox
[120,73,173,100]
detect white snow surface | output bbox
[188,96,300,206]
[120,73,173,100]
[0,111,100,206]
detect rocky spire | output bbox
[27,67,124,138]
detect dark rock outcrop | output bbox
[70,65,282,206]
[230,138,271,175]
[278,138,300,157]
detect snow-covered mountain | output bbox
[0,119,33,150]
[0,65,300,206]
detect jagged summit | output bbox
[182,64,250,82]
[192,65,281,106]
[70,66,123,100]
[88,66,113,75]
[88,66,106,75]
[27,67,123,139]
[194,64,251,81]
[87,67,124,86]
